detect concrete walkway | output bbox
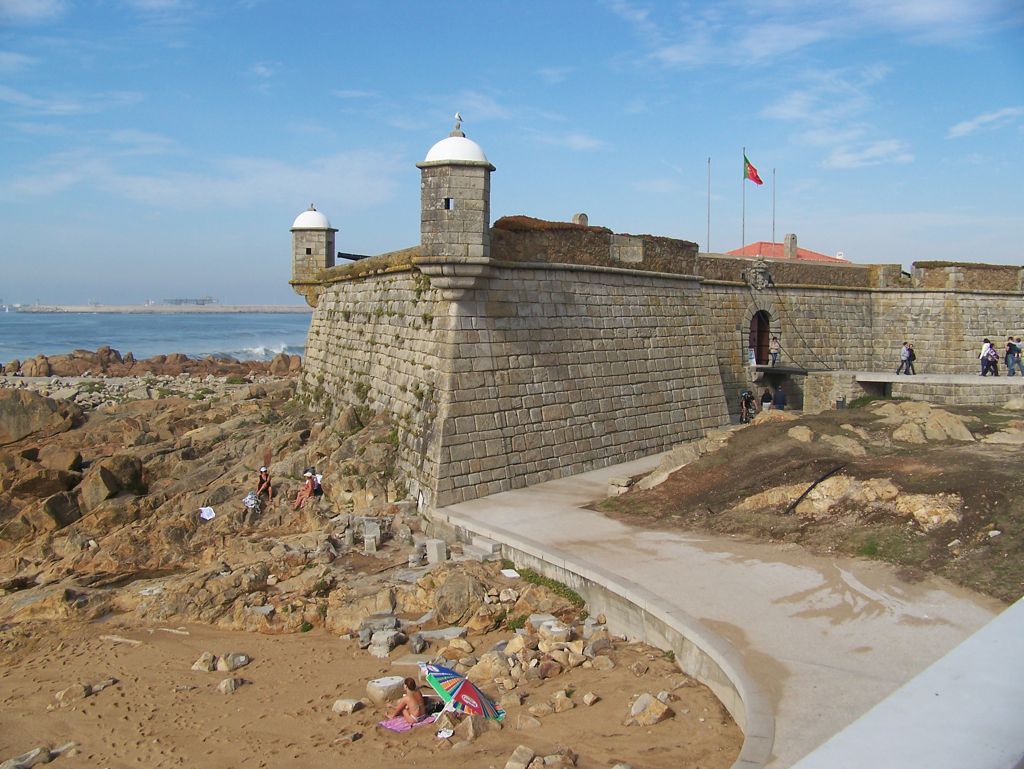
[435,454,1005,768]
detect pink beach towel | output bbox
[377,714,437,733]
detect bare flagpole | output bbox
[706,156,711,253]
[772,167,776,245]
[741,146,746,250]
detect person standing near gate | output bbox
[769,336,781,366]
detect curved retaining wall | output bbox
[429,509,775,769]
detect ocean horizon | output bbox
[0,311,312,363]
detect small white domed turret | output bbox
[292,204,332,230]
[416,114,495,260]
[424,135,490,164]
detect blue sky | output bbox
[1,0,1022,305]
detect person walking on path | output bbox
[896,342,911,375]
[905,343,917,375]
[1005,337,1021,377]
[1010,337,1024,377]
[980,339,999,376]
[770,336,781,367]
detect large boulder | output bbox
[435,571,486,625]
[20,355,52,377]
[38,446,83,472]
[0,389,79,446]
[268,353,291,376]
[78,455,146,512]
[9,469,80,498]
[22,491,82,531]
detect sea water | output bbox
[0,312,312,363]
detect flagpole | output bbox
[741,146,746,250]
[772,167,776,245]
[706,156,711,253]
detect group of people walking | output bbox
[980,337,1024,376]
[895,338,1024,376]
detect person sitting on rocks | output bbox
[388,677,426,724]
[293,471,316,509]
[256,466,273,501]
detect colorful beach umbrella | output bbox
[419,663,505,721]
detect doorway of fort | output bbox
[750,310,770,364]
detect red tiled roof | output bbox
[727,241,848,263]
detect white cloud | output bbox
[3,148,405,213]
[761,66,909,168]
[123,0,190,11]
[450,91,512,122]
[947,106,1024,138]
[0,0,65,23]
[605,0,1022,73]
[0,85,142,116]
[250,62,276,79]
[108,128,177,155]
[539,132,607,151]
[850,0,1020,42]
[822,139,914,169]
[536,66,573,85]
[0,51,36,73]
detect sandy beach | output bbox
[0,619,740,769]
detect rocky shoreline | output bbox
[0,357,742,768]
[2,345,302,380]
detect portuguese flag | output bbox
[744,154,764,185]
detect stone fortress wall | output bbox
[292,125,1023,509]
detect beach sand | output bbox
[0,619,740,769]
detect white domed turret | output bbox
[290,204,337,304]
[416,115,495,260]
[292,205,333,230]
[424,135,490,164]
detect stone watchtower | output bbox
[290,204,336,306]
[415,117,495,259]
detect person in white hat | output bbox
[294,470,315,510]
[256,466,273,501]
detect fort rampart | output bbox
[291,126,1022,509]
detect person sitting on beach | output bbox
[256,466,273,501]
[388,677,426,724]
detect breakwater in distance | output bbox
[15,304,311,314]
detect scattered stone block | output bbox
[582,691,600,706]
[515,714,542,730]
[365,675,405,706]
[409,633,427,653]
[527,613,557,633]
[0,746,52,768]
[218,677,243,694]
[368,629,406,657]
[629,661,649,677]
[191,652,217,672]
[528,703,553,717]
[505,745,536,769]
[216,652,251,672]
[54,684,90,708]
[591,655,614,672]
[425,538,448,564]
[627,692,674,726]
[551,690,574,713]
[455,713,501,741]
[538,621,571,643]
[331,698,364,715]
